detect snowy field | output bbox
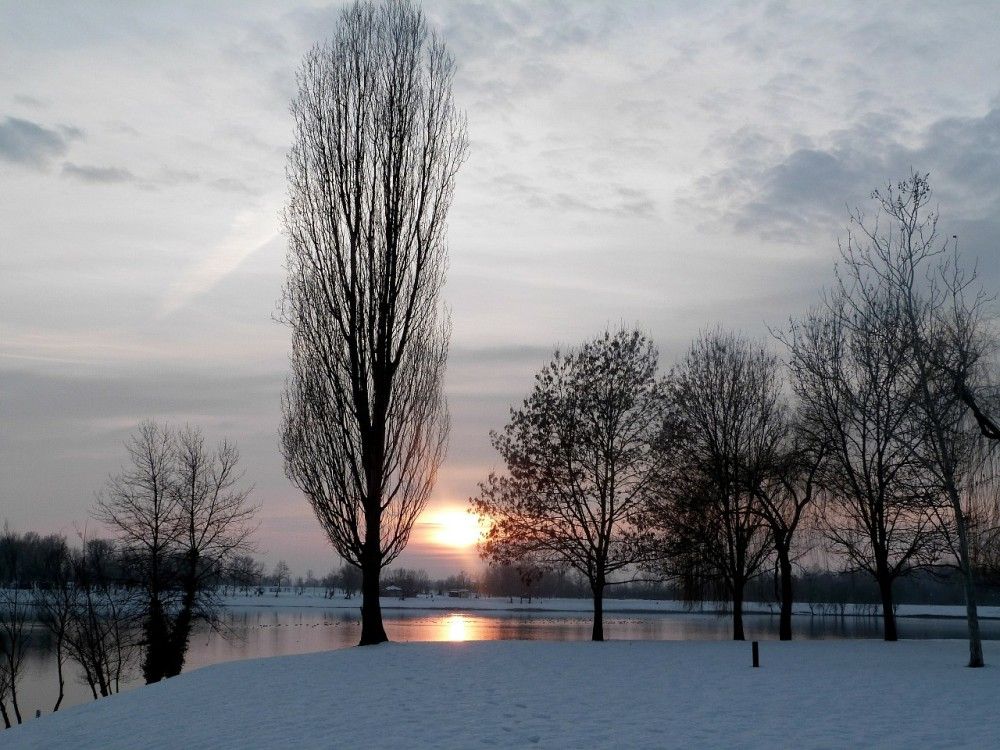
[221,590,1000,620]
[7,640,999,749]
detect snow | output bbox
[7,640,999,749]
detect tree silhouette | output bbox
[473,329,675,640]
[281,0,466,645]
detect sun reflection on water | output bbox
[444,613,470,641]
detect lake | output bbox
[11,603,1000,724]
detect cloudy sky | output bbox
[2,0,999,577]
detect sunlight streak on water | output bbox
[444,613,470,641]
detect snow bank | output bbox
[7,640,998,749]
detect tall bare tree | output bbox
[96,421,256,682]
[838,173,993,666]
[281,0,466,645]
[166,427,256,677]
[745,417,825,641]
[96,420,176,683]
[782,286,941,641]
[656,330,779,640]
[472,329,675,641]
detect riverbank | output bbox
[220,590,1000,620]
[7,640,998,748]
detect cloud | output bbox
[158,205,280,317]
[481,172,657,220]
[541,189,657,219]
[3,0,1000,576]
[0,116,78,168]
[60,162,257,192]
[57,124,85,140]
[0,363,290,542]
[0,366,282,430]
[209,177,259,195]
[13,94,45,108]
[61,162,136,184]
[156,167,201,185]
[686,107,1000,243]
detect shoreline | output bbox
[218,592,1000,621]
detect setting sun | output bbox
[427,509,483,549]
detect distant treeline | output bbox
[363,563,1000,608]
[0,528,262,594]
[4,529,997,608]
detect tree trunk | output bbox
[591,580,605,642]
[165,606,193,678]
[732,584,745,641]
[143,595,170,684]
[777,546,794,641]
[0,701,10,729]
[9,680,21,724]
[164,554,200,678]
[53,641,65,712]
[959,560,984,668]
[84,667,98,700]
[97,665,110,698]
[165,598,195,678]
[952,503,984,667]
[359,551,388,646]
[877,575,898,642]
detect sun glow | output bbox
[427,509,483,549]
[444,614,470,641]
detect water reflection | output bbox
[445,614,470,641]
[12,606,1000,722]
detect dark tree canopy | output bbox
[473,328,675,640]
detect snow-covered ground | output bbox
[221,590,1000,619]
[7,640,998,749]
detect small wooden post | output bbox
[752,640,760,668]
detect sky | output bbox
[2,0,1000,578]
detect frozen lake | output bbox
[13,601,1000,722]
